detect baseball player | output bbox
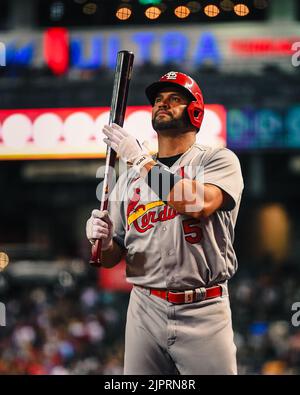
[86,71,244,375]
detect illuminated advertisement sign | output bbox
[1,104,299,159]
[227,106,300,150]
[1,24,299,73]
[0,105,226,160]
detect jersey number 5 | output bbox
[182,218,202,244]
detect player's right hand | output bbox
[86,210,114,251]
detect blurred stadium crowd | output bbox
[0,256,299,375]
[0,276,127,375]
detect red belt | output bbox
[137,285,222,304]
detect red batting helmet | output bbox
[145,71,204,130]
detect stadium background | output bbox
[0,0,300,375]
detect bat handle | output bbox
[89,239,103,267]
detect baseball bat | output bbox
[89,50,134,267]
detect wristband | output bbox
[133,155,153,173]
[146,164,182,202]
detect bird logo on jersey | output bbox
[126,187,141,222]
[126,187,179,233]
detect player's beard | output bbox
[152,108,192,136]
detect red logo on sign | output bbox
[44,28,69,75]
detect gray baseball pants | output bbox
[124,284,237,375]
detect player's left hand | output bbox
[103,123,153,171]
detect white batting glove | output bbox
[102,123,153,172]
[86,210,114,251]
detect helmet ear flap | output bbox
[187,101,204,130]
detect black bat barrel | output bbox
[90,50,134,267]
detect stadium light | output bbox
[174,6,190,19]
[82,2,97,15]
[145,6,161,20]
[253,0,269,9]
[50,1,65,21]
[186,1,201,13]
[116,5,132,20]
[139,0,162,4]
[220,0,234,12]
[204,4,220,17]
[234,3,250,16]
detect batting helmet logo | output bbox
[163,71,178,80]
[145,71,204,130]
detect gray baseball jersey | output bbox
[109,143,244,290]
